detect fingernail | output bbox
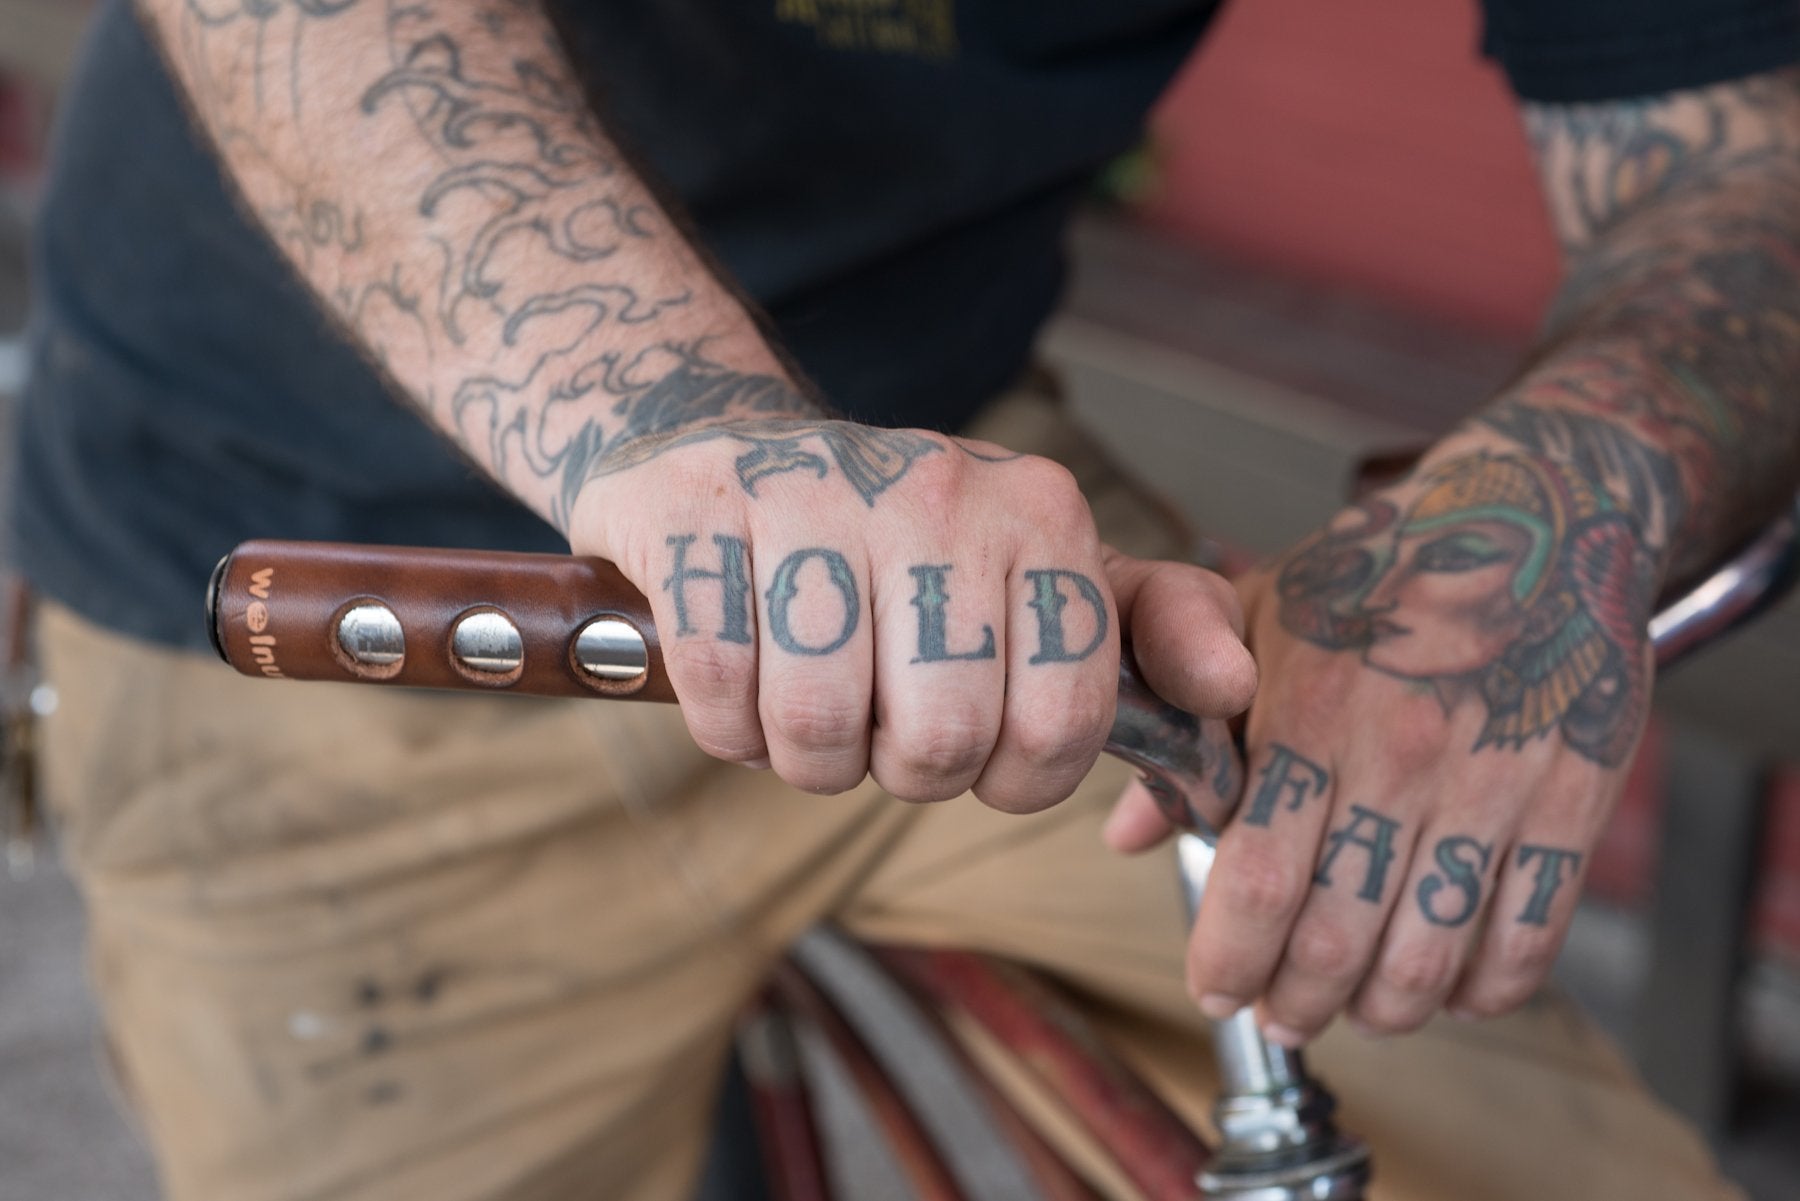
[743,757,771,771]
[1262,1022,1308,1048]
[1347,1016,1383,1040]
[1448,1007,1481,1023]
[1197,993,1243,1020]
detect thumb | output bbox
[1104,547,1257,720]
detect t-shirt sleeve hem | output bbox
[1486,5,1800,103]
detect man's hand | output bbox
[1186,442,1662,1042]
[1114,68,1800,1044]
[569,391,1256,810]
[1108,431,1660,1042]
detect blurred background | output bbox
[1,1,1797,1197]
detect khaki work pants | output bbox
[38,389,1738,1201]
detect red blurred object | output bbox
[1756,770,1800,960]
[0,75,40,181]
[876,947,1211,1201]
[1146,0,1561,337]
[1586,720,1669,911]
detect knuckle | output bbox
[1019,458,1095,529]
[1383,699,1449,769]
[667,646,759,757]
[891,707,996,786]
[1494,927,1562,983]
[1214,847,1307,921]
[1378,943,1458,999]
[1011,683,1113,758]
[1287,922,1364,980]
[1351,994,1432,1036]
[669,641,754,702]
[900,442,969,506]
[783,762,867,796]
[1009,708,1108,771]
[972,776,1075,816]
[763,689,866,753]
[1455,984,1533,1020]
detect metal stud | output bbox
[336,602,405,668]
[451,611,524,674]
[573,617,648,683]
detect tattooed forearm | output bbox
[1275,71,1800,770]
[1525,71,1800,577]
[1525,69,1800,250]
[140,0,819,531]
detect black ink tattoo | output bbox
[1242,744,1330,828]
[1275,73,1800,772]
[1513,844,1583,927]
[764,548,860,656]
[158,1,856,534]
[1416,836,1493,928]
[1313,805,1401,903]
[1023,570,1108,665]
[663,534,752,643]
[586,396,945,509]
[908,566,996,664]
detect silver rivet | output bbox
[574,618,647,682]
[337,603,404,667]
[452,611,523,674]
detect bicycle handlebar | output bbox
[206,496,1800,841]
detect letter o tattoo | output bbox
[765,548,860,656]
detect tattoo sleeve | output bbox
[1274,71,1800,768]
[136,0,823,531]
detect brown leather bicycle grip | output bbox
[209,540,674,703]
[210,539,1240,834]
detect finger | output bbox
[753,537,875,794]
[651,529,768,765]
[1256,778,1427,1046]
[1447,766,1618,1019]
[972,536,1118,814]
[868,553,1007,802]
[1185,741,1336,1019]
[1103,778,1175,853]
[1105,548,1256,719]
[1347,808,1511,1036]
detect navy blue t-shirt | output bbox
[10,0,1800,651]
